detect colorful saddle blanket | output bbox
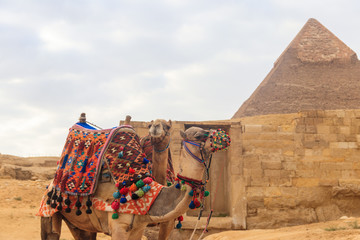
[37,124,163,216]
[52,124,149,196]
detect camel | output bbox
[40,126,230,240]
[141,119,176,240]
[142,119,174,185]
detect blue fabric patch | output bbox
[76,122,96,130]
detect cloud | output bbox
[0,1,359,156]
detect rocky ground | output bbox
[1,154,360,240]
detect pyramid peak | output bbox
[276,18,357,64]
[232,19,360,119]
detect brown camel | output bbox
[40,126,230,240]
[142,119,176,240]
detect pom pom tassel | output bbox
[75,195,82,216]
[86,195,92,214]
[65,194,71,213]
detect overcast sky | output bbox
[1,0,359,156]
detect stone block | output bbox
[297,187,331,207]
[320,162,342,170]
[245,125,263,133]
[296,170,315,178]
[339,126,351,135]
[339,179,360,187]
[280,187,298,197]
[264,169,281,177]
[262,125,277,132]
[315,204,342,222]
[305,125,317,134]
[319,179,338,186]
[283,150,294,156]
[341,170,356,178]
[251,177,270,187]
[278,125,295,132]
[293,178,319,187]
[295,125,306,133]
[282,162,296,170]
[247,187,265,198]
[264,196,297,208]
[329,142,349,148]
[264,187,282,197]
[261,161,282,170]
[269,177,292,187]
[277,132,294,140]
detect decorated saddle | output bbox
[37,123,163,218]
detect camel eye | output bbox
[195,135,202,140]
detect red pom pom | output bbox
[111,201,120,210]
[178,216,184,221]
[120,187,129,195]
[129,168,135,174]
[115,182,120,188]
[143,177,153,184]
[194,199,201,208]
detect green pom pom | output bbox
[181,180,185,184]
[136,180,145,188]
[189,190,193,196]
[167,182,172,186]
[205,191,210,197]
[112,213,119,219]
[135,189,145,197]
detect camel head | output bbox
[148,119,172,144]
[178,127,230,182]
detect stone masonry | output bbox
[242,109,360,229]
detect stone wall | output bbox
[242,109,360,229]
[129,109,360,230]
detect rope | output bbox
[196,156,226,240]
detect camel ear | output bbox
[165,120,172,130]
[180,130,187,140]
[147,120,153,129]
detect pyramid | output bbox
[233,18,360,118]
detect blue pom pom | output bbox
[120,197,127,204]
[189,201,196,209]
[175,183,180,189]
[113,191,121,199]
[143,158,149,164]
[189,190,194,196]
[142,185,151,193]
[118,151,123,158]
[176,222,182,229]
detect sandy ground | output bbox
[1,178,360,240]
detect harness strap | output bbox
[154,138,170,153]
[183,141,204,163]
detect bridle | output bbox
[177,138,212,188]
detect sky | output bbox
[1,0,359,157]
